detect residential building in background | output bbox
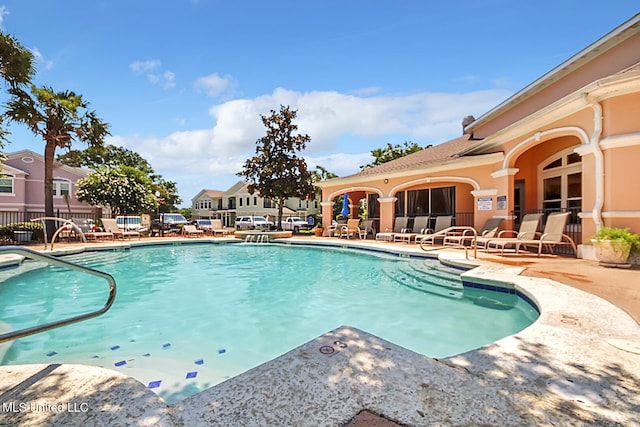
[192,181,320,227]
[0,150,100,223]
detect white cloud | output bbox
[110,86,512,202]
[30,47,54,71]
[194,73,238,98]
[129,59,160,73]
[0,6,8,29]
[129,59,175,89]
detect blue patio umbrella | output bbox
[341,193,350,218]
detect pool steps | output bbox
[383,260,464,299]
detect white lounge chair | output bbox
[479,213,543,254]
[101,218,140,240]
[513,212,576,256]
[210,219,229,237]
[376,217,408,242]
[443,217,503,247]
[415,216,453,245]
[394,216,430,244]
[182,224,204,237]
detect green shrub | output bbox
[593,227,640,253]
[0,222,45,242]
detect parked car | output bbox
[281,217,312,233]
[153,213,189,232]
[235,216,274,230]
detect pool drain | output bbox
[545,377,605,406]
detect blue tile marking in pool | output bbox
[110,345,120,351]
[218,349,226,354]
[463,281,540,314]
[46,351,57,357]
[91,355,100,359]
[162,343,171,349]
[142,353,151,357]
[186,371,197,379]
[194,358,204,365]
[148,380,161,389]
[114,360,126,367]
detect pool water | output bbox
[0,243,538,403]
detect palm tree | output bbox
[0,32,35,88]
[0,31,36,148]
[5,85,109,235]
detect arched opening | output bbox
[511,135,583,248]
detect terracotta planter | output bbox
[592,239,632,266]
[314,228,324,237]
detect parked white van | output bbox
[115,216,144,230]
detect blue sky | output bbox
[1,1,638,206]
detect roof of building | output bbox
[4,149,91,177]
[224,181,248,196]
[337,134,477,179]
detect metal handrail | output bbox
[31,217,88,251]
[0,246,117,344]
[419,226,477,260]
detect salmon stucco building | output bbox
[316,14,640,260]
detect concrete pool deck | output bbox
[0,236,639,426]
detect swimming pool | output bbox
[0,243,538,403]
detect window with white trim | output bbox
[538,148,581,223]
[53,177,71,197]
[0,174,14,194]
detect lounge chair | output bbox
[182,224,204,237]
[394,216,430,243]
[74,218,113,241]
[101,218,140,240]
[339,219,362,239]
[376,217,408,242]
[210,219,229,237]
[415,215,453,245]
[443,217,503,247]
[480,213,543,255]
[513,212,576,256]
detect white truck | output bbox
[281,217,312,233]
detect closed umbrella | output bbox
[341,193,350,218]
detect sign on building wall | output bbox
[497,195,507,210]
[477,197,493,211]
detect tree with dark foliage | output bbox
[237,105,315,230]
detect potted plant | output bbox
[591,227,640,267]
[314,222,324,237]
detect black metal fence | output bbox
[0,211,101,226]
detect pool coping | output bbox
[1,238,639,426]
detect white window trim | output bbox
[0,174,15,196]
[537,147,581,210]
[53,177,72,198]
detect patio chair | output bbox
[74,218,113,241]
[339,219,362,239]
[443,217,503,247]
[480,213,543,255]
[101,218,140,240]
[360,219,375,239]
[210,219,229,237]
[182,224,204,238]
[513,212,576,256]
[376,217,408,242]
[415,215,453,245]
[394,216,430,243]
